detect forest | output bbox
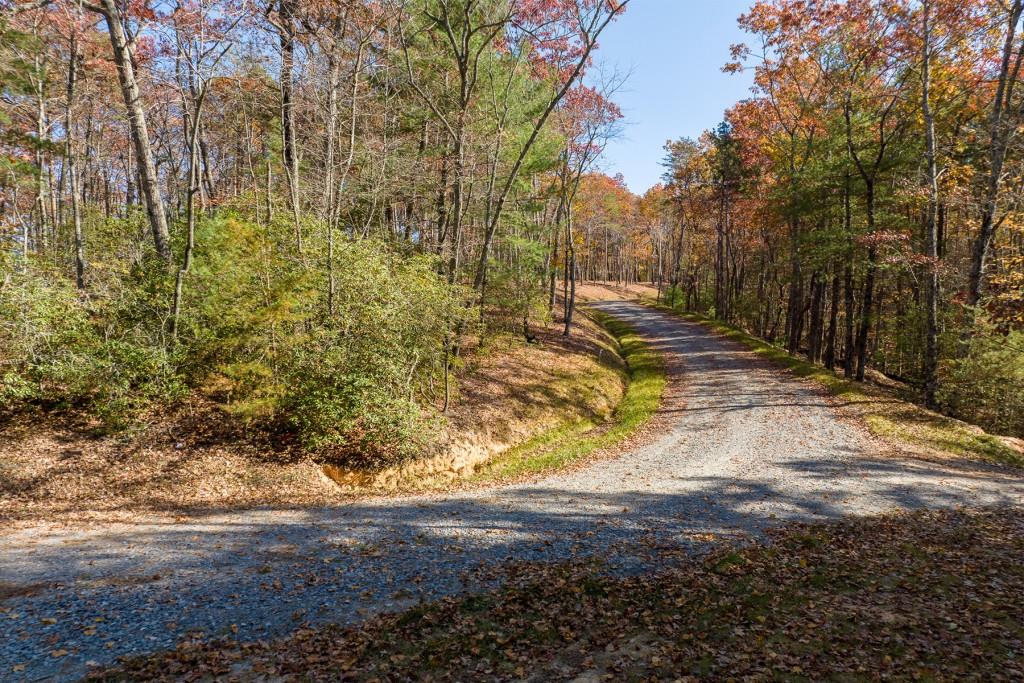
[4,2,1024,681]
[1,0,1023,469]
[0,0,630,466]
[653,0,1024,437]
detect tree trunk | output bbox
[824,271,840,370]
[65,35,86,289]
[33,55,50,253]
[921,0,941,408]
[808,271,825,363]
[170,86,207,341]
[279,0,302,252]
[785,210,802,355]
[563,201,577,336]
[95,0,172,262]
[856,259,876,381]
[855,181,877,382]
[967,0,1024,307]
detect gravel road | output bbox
[2,301,1022,682]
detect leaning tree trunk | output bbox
[95,0,171,262]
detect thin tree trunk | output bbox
[33,55,50,253]
[65,35,86,289]
[921,0,941,407]
[808,271,825,363]
[170,88,207,340]
[563,200,577,337]
[279,0,302,253]
[855,184,877,382]
[967,0,1024,307]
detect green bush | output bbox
[0,258,181,426]
[279,238,468,464]
[0,260,98,405]
[480,236,549,333]
[938,325,1024,438]
[0,216,470,464]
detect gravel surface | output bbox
[2,301,1022,682]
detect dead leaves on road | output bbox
[93,507,1024,681]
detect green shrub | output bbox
[172,216,469,463]
[1,216,470,463]
[480,236,549,332]
[278,238,468,464]
[0,256,182,427]
[0,261,98,405]
[938,325,1024,438]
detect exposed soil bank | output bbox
[0,313,628,527]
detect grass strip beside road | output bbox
[650,301,1022,468]
[470,309,666,481]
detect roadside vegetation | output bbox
[1,0,629,475]
[0,309,658,523]
[470,311,665,482]
[652,302,1023,469]
[93,507,1024,682]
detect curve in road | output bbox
[2,301,1021,681]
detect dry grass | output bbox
[0,314,629,529]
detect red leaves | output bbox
[509,0,628,85]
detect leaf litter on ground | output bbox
[90,506,1024,682]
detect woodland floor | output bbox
[2,296,1023,682]
[90,507,1024,682]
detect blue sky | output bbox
[589,0,756,194]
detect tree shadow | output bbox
[6,457,1022,656]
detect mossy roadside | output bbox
[467,309,666,483]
